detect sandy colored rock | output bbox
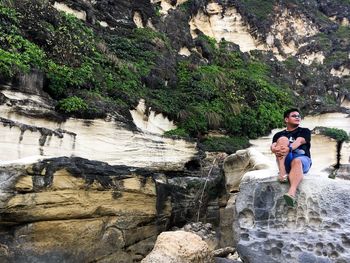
[189,4,264,52]
[0,159,169,262]
[141,230,214,263]
[0,155,224,263]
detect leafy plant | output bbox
[321,127,349,142]
[178,0,193,12]
[164,128,189,138]
[240,0,274,20]
[317,127,349,170]
[201,136,250,154]
[57,96,88,113]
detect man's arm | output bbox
[290,137,306,151]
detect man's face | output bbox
[285,111,301,127]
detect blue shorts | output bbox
[285,153,312,174]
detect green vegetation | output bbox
[0,0,293,145]
[338,0,350,6]
[178,0,193,12]
[201,136,250,154]
[0,0,167,116]
[0,5,46,77]
[164,128,189,138]
[154,4,161,17]
[314,32,333,51]
[321,127,349,142]
[57,96,88,113]
[283,57,300,71]
[318,127,349,170]
[316,26,350,66]
[240,0,274,20]
[149,35,292,138]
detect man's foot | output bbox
[278,174,288,183]
[283,193,297,207]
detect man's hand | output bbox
[272,144,289,158]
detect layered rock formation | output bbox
[0,78,197,170]
[1,0,349,262]
[0,73,225,261]
[0,157,164,262]
[0,156,225,262]
[0,55,227,262]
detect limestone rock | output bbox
[0,88,198,170]
[219,193,236,248]
[141,230,214,263]
[130,99,177,134]
[223,148,274,192]
[234,171,350,263]
[0,156,225,262]
[0,157,168,262]
[189,4,264,53]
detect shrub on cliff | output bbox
[57,96,88,114]
[0,0,293,142]
[200,136,250,154]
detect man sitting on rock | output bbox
[270,108,312,207]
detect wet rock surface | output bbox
[234,172,350,263]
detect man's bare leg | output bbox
[287,158,303,197]
[275,137,289,181]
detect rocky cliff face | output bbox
[0,158,165,262]
[0,155,224,262]
[0,72,225,261]
[0,0,350,262]
[0,75,198,169]
[0,21,225,261]
[2,0,349,138]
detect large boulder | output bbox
[234,170,350,263]
[141,230,214,263]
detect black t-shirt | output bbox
[272,127,311,158]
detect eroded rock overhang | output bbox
[0,84,198,170]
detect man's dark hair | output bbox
[283,108,300,118]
